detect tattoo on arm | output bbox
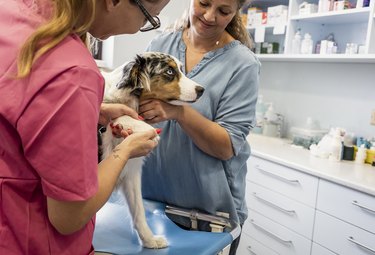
[112,148,122,160]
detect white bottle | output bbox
[263,103,279,137]
[254,95,268,134]
[355,144,367,164]
[291,30,302,54]
[329,129,343,161]
[301,33,313,54]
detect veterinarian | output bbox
[139,0,259,254]
[0,0,170,254]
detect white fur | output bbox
[100,53,203,249]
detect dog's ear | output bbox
[116,55,150,93]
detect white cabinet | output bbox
[313,180,375,255]
[317,179,375,234]
[313,211,375,255]
[240,155,375,255]
[238,233,280,255]
[239,156,318,254]
[246,0,375,62]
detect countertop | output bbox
[247,134,375,196]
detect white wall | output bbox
[259,61,375,138]
[102,1,189,69]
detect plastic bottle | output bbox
[253,95,268,134]
[301,33,313,54]
[329,129,343,161]
[291,30,302,54]
[263,103,279,137]
[355,144,367,164]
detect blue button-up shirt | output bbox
[142,30,260,227]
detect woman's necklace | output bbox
[185,30,222,54]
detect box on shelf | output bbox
[260,42,280,54]
[299,2,318,15]
[267,5,288,25]
[247,7,262,27]
[291,127,328,149]
[254,12,267,26]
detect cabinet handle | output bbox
[250,219,293,246]
[347,236,375,254]
[247,246,257,255]
[253,192,296,214]
[352,200,375,215]
[255,165,300,185]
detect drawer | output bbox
[246,182,315,239]
[247,156,318,207]
[311,242,337,255]
[238,232,279,255]
[243,209,312,255]
[317,179,375,234]
[314,211,375,255]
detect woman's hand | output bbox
[114,129,158,160]
[99,103,138,126]
[139,99,182,124]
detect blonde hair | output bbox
[171,0,252,49]
[17,0,97,78]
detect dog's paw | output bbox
[142,235,168,249]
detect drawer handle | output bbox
[347,236,375,254]
[352,200,375,215]
[255,165,300,185]
[253,192,296,215]
[246,246,257,255]
[250,219,293,246]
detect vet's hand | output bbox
[115,129,158,159]
[99,103,138,126]
[139,99,182,124]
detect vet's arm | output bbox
[99,103,138,126]
[47,130,158,235]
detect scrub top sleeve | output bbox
[18,66,103,201]
[216,62,260,156]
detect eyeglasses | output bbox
[133,0,161,32]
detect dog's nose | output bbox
[195,86,204,99]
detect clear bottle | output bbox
[301,33,313,54]
[291,30,302,54]
[253,95,268,134]
[263,103,280,137]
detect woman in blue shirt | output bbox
[140,0,260,253]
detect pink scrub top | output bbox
[0,1,104,254]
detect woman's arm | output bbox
[139,100,233,160]
[46,129,157,235]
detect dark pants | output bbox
[228,224,243,255]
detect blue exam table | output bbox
[93,194,240,255]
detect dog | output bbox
[99,52,204,249]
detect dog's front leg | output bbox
[120,160,168,249]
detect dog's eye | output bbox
[166,68,175,76]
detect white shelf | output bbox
[248,23,288,30]
[290,7,371,24]
[246,0,375,58]
[256,54,375,63]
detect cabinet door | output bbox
[246,182,315,239]
[314,211,375,255]
[311,242,337,255]
[244,209,312,255]
[247,156,318,207]
[238,232,280,255]
[317,179,375,234]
